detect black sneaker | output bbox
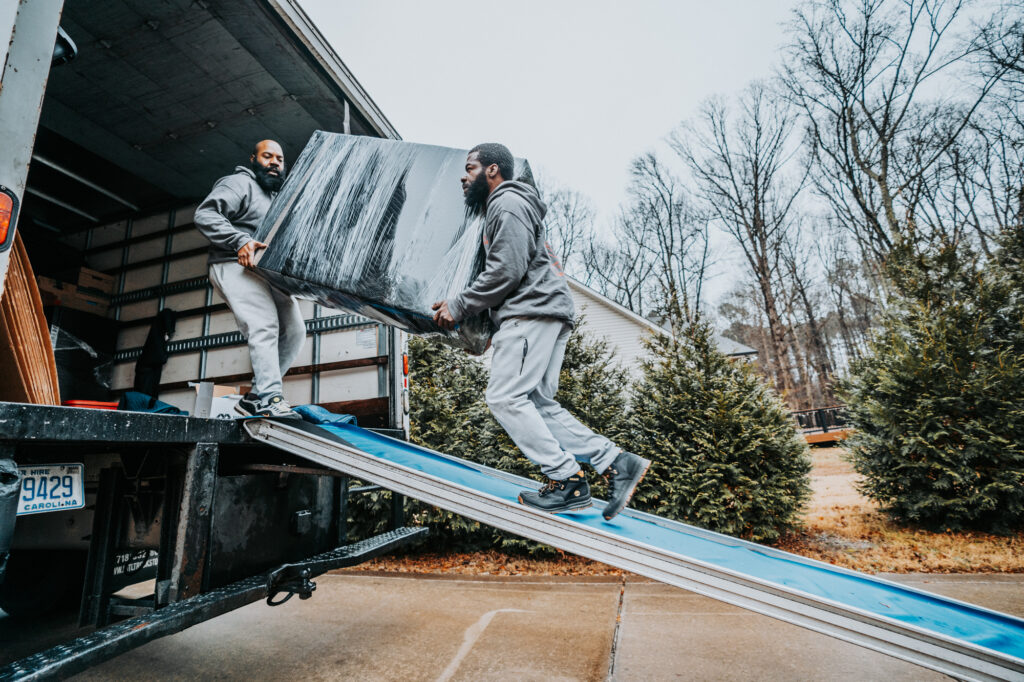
[518,472,592,513]
[602,451,650,520]
[234,393,300,420]
[234,392,262,417]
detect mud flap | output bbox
[0,458,21,584]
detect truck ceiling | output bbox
[25,0,399,234]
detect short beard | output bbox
[251,161,286,192]
[463,173,490,212]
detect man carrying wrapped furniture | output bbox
[194,139,304,419]
[432,143,649,520]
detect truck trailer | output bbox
[5,3,1024,682]
[0,0,424,674]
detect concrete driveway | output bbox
[65,573,1023,681]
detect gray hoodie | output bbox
[194,166,273,264]
[447,181,575,328]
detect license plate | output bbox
[16,464,85,516]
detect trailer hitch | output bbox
[262,527,429,606]
[265,565,316,606]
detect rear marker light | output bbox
[0,186,18,253]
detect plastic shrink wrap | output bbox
[253,132,535,353]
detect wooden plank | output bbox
[318,397,389,427]
[84,222,196,255]
[0,233,60,403]
[155,355,388,392]
[102,246,209,276]
[805,430,851,445]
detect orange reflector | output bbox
[0,190,12,249]
[403,354,409,376]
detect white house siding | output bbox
[569,283,654,381]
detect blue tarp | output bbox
[303,415,1024,662]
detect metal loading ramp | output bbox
[245,417,1024,682]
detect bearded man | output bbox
[432,143,649,520]
[194,139,304,418]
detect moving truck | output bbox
[0,1,421,674]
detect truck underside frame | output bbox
[0,403,425,680]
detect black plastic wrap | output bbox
[45,307,116,401]
[253,132,535,353]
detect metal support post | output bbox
[80,466,126,627]
[335,475,349,545]
[167,443,219,603]
[389,492,404,531]
[0,0,65,297]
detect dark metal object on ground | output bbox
[791,405,847,434]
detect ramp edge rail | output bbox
[245,419,1024,682]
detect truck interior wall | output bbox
[22,204,389,419]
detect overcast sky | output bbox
[299,1,798,229]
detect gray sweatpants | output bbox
[209,262,305,401]
[486,317,621,480]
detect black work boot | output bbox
[602,451,651,520]
[518,472,592,513]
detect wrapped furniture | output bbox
[254,132,535,353]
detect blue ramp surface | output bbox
[247,414,1024,680]
[322,422,1024,661]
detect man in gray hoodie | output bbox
[432,143,649,520]
[194,139,304,419]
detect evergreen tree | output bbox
[629,320,811,541]
[841,239,1024,533]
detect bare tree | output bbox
[781,221,836,404]
[582,153,710,328]
[543,185,595,276]
[976,3,1024,106]
[671,83,805,399]
[626,153,710,328]
[581,212,658,318]
[817,226,879,364]
[781,0,1018,265]
[968,4,1024,237]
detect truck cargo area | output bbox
[0,0,417,676]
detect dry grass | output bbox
[338,549,625,577]
[774,447,1024,573]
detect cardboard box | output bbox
[192,382,251,420]
[209,395,242,420]
[37,277,110,316]
[191,383,251,398]
[77,267,115,295]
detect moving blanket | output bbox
[253,132,535,353]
